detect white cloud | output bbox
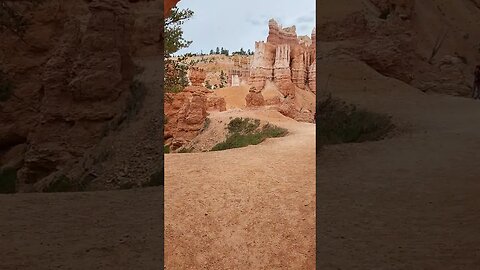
[174,0,315,55]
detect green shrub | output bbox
[261,124,289,138]
[211,133,264,151]
[317,94,394,145]
[227,117,260,134]
[203,118,211,130]
[0,168,17,194]
[211,118,287,151]
[164,145,170,154]
[177,147,193,153]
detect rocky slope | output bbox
[318,0,480,96]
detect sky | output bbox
[174,0,316,55]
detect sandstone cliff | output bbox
[248,19,316,122]
[0,0,164,192]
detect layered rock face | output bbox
[249,41,276,90]
[246,87,266,107]
[249,19,316,95]
[227,55,250,87]
[17,0,135,190]
[248,19,316,122]
[164,90,208,150]
[164,67,226,150]
[0,0,163,191]
[207,96,227,112]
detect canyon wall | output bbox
[0,0,163,191]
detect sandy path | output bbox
[0,188,164,270]
[318,56,480,269]
[164,108,316,269]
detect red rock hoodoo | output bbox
[248,19,316,122]
[164,67,226,150]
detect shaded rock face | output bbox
[370,0,415,20]
[18,0,135,191]
[131,0,164,57]
[318,0,480,96]
[0,0,163,192]
[246,87,266,107]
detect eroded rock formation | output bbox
[248,19,316,122]
[0,0,163,191]
[164,90,208,150]
[164,67,226,150]
[246,87,266,107]
[249,19,316,94]
[207,96,227,112]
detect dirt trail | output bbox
[0,56,315,269]
[318,56,480,269]
[165,108,316,269]
[0,188,164,270]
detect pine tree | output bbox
[164,6,194,93]
[219,70,227,88]
[205,80,212,89]
[216,47,220,54]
